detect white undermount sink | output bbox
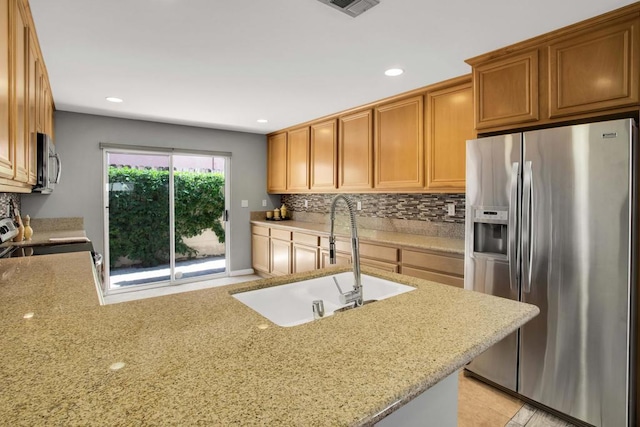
[232,272,415,327]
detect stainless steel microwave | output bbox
[33,132,61,194]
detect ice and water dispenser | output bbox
[472,208,508,256]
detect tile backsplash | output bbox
[281,193,465,224]
[0,192,20,218]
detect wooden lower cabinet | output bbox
[293,231,319,273]
[400,248,464,288]
[251,224,464,289]
[270,228,292,276]
[251,225,270,274]
[270,238,291,276]
[293,244,319,273]
[320,250,351,268]
[320,236,351,268]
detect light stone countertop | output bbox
[251,219,465,255]
[0,253,538,426]
[1,229,88,248]
[1,217,87,248]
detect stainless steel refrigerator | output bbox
[464,118,636,427]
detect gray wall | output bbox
[21,111,279,273]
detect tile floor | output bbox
[458,371,576,427]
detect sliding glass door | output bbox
[104,149,228,292]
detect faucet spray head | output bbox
[329,236,336,264]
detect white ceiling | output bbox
[30,0,636,135]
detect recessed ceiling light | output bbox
[257,119,268,123]
[384,68,404,77]
[106,97,123,103]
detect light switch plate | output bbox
[447,203,455,216]
[356,201,362,210]
[241,200,249,208]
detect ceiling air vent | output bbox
[316,0,380,17]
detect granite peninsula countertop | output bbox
[251,219,465,255]
[0,253,538,426]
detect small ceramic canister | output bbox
[266,211,273,219]
[273,208,280,219]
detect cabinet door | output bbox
[11,0,27,183]
[548,16,640,118]
[44,85,53,138]
[251,233,270,274]
[473,49,539,130]
[0,0,10,179]
[374,95,424,189]
[293,244,319,273]
[270,238,291,276]
[310,119,337,190]
[267,132,287,193]
[36,61,44,132]
[27,40,36,184]
[338,109,373,190]
[287,126,310,191]
[425,81,474,192]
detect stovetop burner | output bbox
[0,218,18,243]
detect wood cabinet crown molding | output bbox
[465,2,640,66]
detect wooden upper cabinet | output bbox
[286,126,310,191]
[0,0,11,180]
[468,5,640,133]
[548,15,640,118]
[310,119,337,191]
[12,0,27,183]
[267,132,287,193]
[374,95,424,189]
[473,49,539,130]
[425,78,474,192]
[27,39,36,184]
[338,109,373,190]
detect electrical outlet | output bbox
[447,203,455,216]
[262,200,267,207]
[304,200,308,208]
[356,201,362,211]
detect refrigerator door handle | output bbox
[508,162,519,292]
[522,161,533,293]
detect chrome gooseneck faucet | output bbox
[329,195,362,307]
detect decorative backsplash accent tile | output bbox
[281,193,466,224]
[0,193,20,218]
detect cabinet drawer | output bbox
[271,228,291,241]
[359,242,398,262]
[292,231,319,246]
[402,249,463,276]
[361,258,398,274]
[320,237,351,253]
[252,225,270,237]
[401,266,463,288]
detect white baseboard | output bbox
[230,268,255,277]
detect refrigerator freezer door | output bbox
[520,119,633,427]
[465,133,521,391]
